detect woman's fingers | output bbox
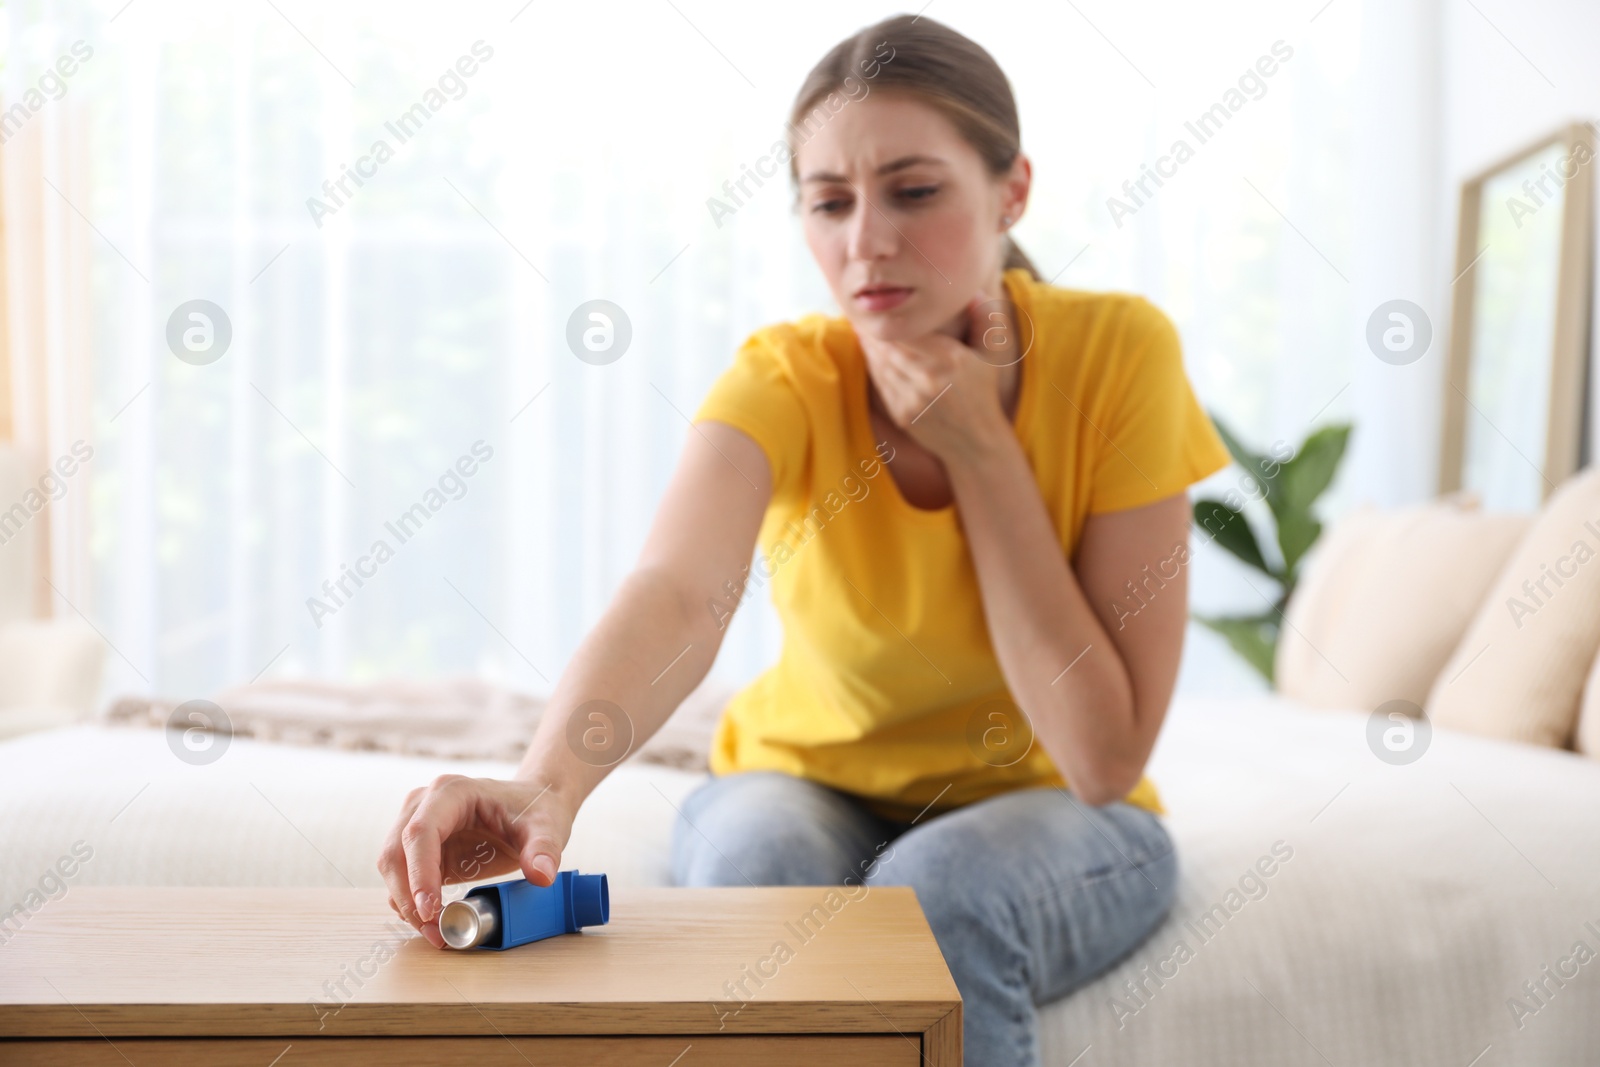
[377,787,427,928]
[510,813,569,887]
[378,776,576,951]
[402,775,473,925]
[871,343,953,426]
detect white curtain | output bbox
[2,0,1415,704]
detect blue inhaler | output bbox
[439,871,610,950]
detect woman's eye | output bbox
[810,186,934,214]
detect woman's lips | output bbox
[854,286,913,311]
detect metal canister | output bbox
[439,894,499,949]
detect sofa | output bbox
[3,683,1599,1065]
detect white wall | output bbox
[1341,0,1444,511]
[1438,0,1600,468]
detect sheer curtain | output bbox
[2,0,1415,705]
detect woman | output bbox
[380,14,1230,1065]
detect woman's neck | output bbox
[930,273,1020,418]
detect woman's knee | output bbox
[669,771,877,888]
[859,794,1180,991]
[1099,804,1180,926]
[860,815,1020,965]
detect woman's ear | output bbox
[1000,152,1033,228]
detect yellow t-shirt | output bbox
[692,266,1231,822]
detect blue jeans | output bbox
[669,770,1177,1067]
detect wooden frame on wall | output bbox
[1440,120,1596,504]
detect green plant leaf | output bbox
[1210,414,1276,501]
[1192,497,1271,577]
[1276,511,1322,586]
[1274,423,1350,577]
[1278,423,1352,514]
[1192,416,1353,687]
[1195,612,1281,683]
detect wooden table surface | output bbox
[0,885,961,1048]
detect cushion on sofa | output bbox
[1575,645,1600,757]
[1426,467,1600,747]
[1274,495,1529,710]
[0,620,109,742]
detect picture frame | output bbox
[1439,121,1596,509]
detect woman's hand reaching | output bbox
[377,774,576,948]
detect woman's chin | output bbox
[845,308,936,344]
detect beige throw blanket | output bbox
[98,675,730,773]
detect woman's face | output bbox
[795,91,1030,342]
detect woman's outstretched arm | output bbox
[378,422,770,946]
[512,420,771,816]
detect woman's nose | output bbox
[846,192,897,261]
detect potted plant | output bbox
[1191,417,1352,683]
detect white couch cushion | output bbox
[1427,467,1600,747]
[1274,497,1528,710]
[0,620,106,727]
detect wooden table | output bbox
[0,885,961,1065]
